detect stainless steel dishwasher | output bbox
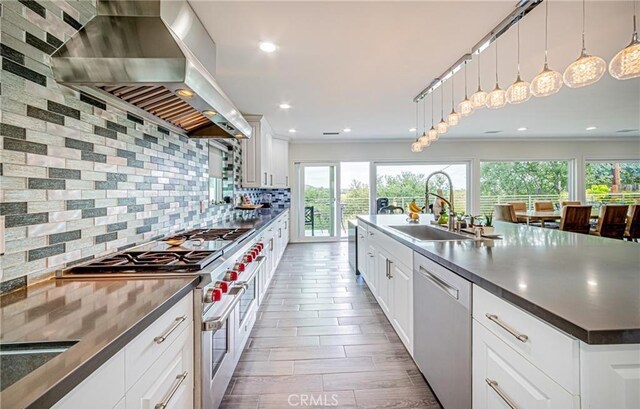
[413,252,471,409]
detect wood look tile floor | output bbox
[221,242,442,409]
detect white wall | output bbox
[288,138,640,241]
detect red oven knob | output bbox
[224,270,239,281]
[215,281,229,293]
[203,288,223,303]
[235,262,246,272]
[258,242,264,251]
[245,253,254,263]
[251,248,259,258]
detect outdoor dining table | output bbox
[515,209,600,228]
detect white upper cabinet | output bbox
[242,116,288,188]
[271,137,290,188]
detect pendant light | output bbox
[418,97,430,147]
[506,13,532,104]
[486,38,508,109]
[531,0,563,97]
[411,102,423,152]
[447,72,461,126]
[428,92,438,141]
[563,0,606,87]
[458,60,475,116]
[436,83,448,135]
[609,0,640,80]
[471,52,488,108]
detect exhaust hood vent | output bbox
[323,132,341,136]
[50,0,251,139]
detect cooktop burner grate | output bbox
[70,250,220,273]
[164,228,253,243]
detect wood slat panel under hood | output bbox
[98,85,212,132]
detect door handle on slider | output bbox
[154,315,187,344]
[155,372,188,409]
[485,313,529,342]
[485,378,519,409]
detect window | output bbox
[374,163,469,215]
[585,160,640,205]
[480,160,570,213]
[340,162,370,234]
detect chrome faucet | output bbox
[425,171,455,231]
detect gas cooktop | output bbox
[69,250,220,273]
[165,228,254,242]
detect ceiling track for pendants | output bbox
[413,0,543,103]
[99,85,213,132]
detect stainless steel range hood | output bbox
[51,0,251,139]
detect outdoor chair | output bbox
[559,205,592,234]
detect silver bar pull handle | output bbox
[154,315,187,344]
[203,287,247,331]
[155,371,188,409]
[388,259,393,279]
[485,313,529,343]
[264,172,267,185]
[419,266,459,300]
[485,378,519,409]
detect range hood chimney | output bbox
[51,0,251,139]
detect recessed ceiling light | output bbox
[259,42,277,53]
[288,128,296,133]
[343,128,351,133]
[409,128,417,132]
[586,126,597,131]
[279,103,291,109]
[517,127,527,131]
[203,110,217,116]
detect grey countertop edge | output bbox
[26,278,198,409]
[356,217,640,345]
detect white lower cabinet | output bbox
[390,260,413,354]
[53,292,194,409]
[126,322,194,409]
[473,320,579,409]
[375,251,392,317]
[365,245,376,294]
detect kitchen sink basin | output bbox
[0,340,78,391]
[388,225,473,241]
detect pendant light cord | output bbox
[431,92,434,127]
[415,102,419,138]
[464,61,468,98]
[451,72,455,110]
[440,82,444,119]
[495,39,499,85]
[544,0,549,65]
[517,12,522,74]
[423,94,426,133]
[581,0,586,50]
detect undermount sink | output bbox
[388,225,473,241]
[0,340,78,391]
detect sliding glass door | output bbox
[299,164,339,240]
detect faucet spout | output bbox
[424,171,456,231]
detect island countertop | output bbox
[357,214,640,345]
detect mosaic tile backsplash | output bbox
[0,0,290,287]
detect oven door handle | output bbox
[236,255,265,289]
[202,287,246,331]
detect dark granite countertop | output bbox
[0,277,198,409]
[357,215,640,345]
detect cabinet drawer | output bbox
[52,350,125,409]
[125,292,193,389]
[368,226,412,270]
[126,322,194,409]
[473,285,579,394]
[473,320,578,409]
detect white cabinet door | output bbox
[126,323,194,409]
[271,138,289,188]
[473,320,578,409]
[365,245,377,295]
[241,116,273,188]
[356,226,367,277]
[390,260,413,353]
[376,251,392,317]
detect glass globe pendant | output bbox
[609,2,640,80]
[447,72,461,126]
[411,140,423,153]
[436,85,448,135]
[470,53,487,108]
[563,0,606,87]
[506,13,531,104]
[486,39,507,109]
[458,60,475,116]
[531,1,563,97]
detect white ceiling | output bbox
[189,0,640,142]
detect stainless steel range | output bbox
[58,226,266,409]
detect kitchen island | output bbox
[357,214,639,409]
